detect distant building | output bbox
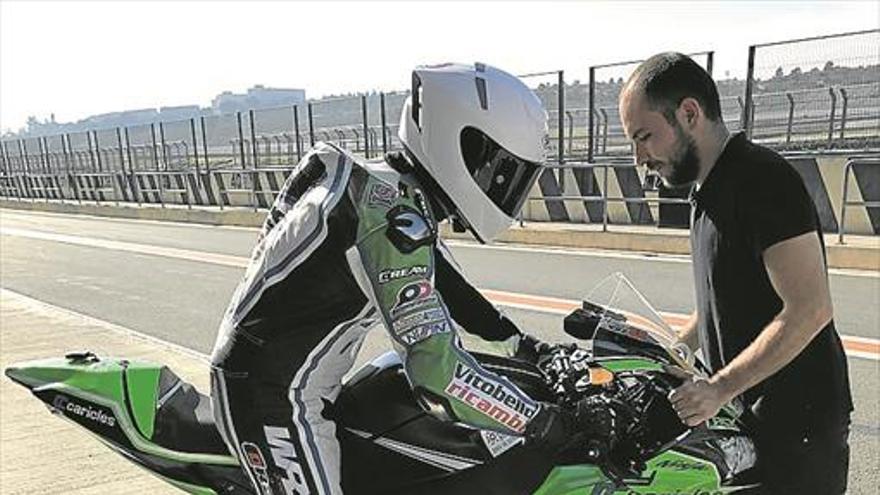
[211,85,306,114]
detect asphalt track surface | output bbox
[1,209,878,491]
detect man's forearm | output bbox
[710,306,831,401]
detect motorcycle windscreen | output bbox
[586,272,698,371]
[460,126,542,217]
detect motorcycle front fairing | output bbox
[571,273,760,490]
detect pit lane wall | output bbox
[524,154,880,236]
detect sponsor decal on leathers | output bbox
[241,441,273,494]
[444,363,537,433]
[392,307,445,334]
[393,281,434,310]
[52,394,117,428]
[264,426,311,495]
[480,429,524,457]
[367,182,398,209]
[398,321,450,346]
[378,265,429,284]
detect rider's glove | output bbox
[524,403,578,450]
[524,396,616,451]
[513,333,556,367]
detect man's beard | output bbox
[663,126,700,188]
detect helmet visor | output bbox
[460,126,543,217]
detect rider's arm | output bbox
[434,241,521,342]
[348,201,541,436]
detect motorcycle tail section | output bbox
[4,351,252,494]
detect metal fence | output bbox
[2,29,879,231]
[744,29,880,150]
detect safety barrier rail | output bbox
[839,158,880,243]
[3,156,878,238]
[525,161,691,231]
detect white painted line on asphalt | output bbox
[3,209,875,278]
[2,226,877,360]
[0,287,210,362]
[0,208,259,233]
[0,226,248,268]
[446,240,880,279]
[445,239,693,263]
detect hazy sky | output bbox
[1,0,877,133]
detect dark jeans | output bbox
[754,414,850,494]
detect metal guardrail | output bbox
[839,158,880,243]
[525,161,691,231]
[3,157,879,240]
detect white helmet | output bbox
[399,62,547,242]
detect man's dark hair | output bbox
[626,52,722,123]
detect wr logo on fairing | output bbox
[264,426,311,495]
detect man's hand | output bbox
[664,365,734,427]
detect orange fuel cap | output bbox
[588,366,615,386]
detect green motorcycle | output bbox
[5,274,760,494]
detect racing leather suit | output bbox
[210,143,544,495]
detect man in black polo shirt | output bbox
[618,52,853,494]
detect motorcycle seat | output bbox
[151,367,230,456]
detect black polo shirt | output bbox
[690,132,852,428]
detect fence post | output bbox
[125,127,141,205]
[19,140,31,199]
[249,109,259,169]
[602,164,609,232]
[65,134,81,203]
[190,118,200,176]
[557,70,565,165]
[839,160,852,244]
[308,102,315,147]
[0,140,7,177]
[37,136,47,175]
[361,95,370,159]
[588,66,595,162]
[735,97,744,130]
[85,132,97,172]
[380,92,388,155]
[785,93,795,144]
[6,140,21,200]
[743,45,756,139]
[200,116,210,178]
[827,87,837,145]
[150,123,160,171]
[236,112,246,169]
[115,127,127,201]
[93,130,103,172]
[159,122,169,170]
[293,105,303,161]
[599,109,609,154]
[839,88,849,140]
[706,51,714,76]
[566,111,574,154]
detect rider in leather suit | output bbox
[210,62,587,495]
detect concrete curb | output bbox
[3,199,877,271]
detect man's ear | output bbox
[678,97,702,129]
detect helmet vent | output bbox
[475,77,488,110]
